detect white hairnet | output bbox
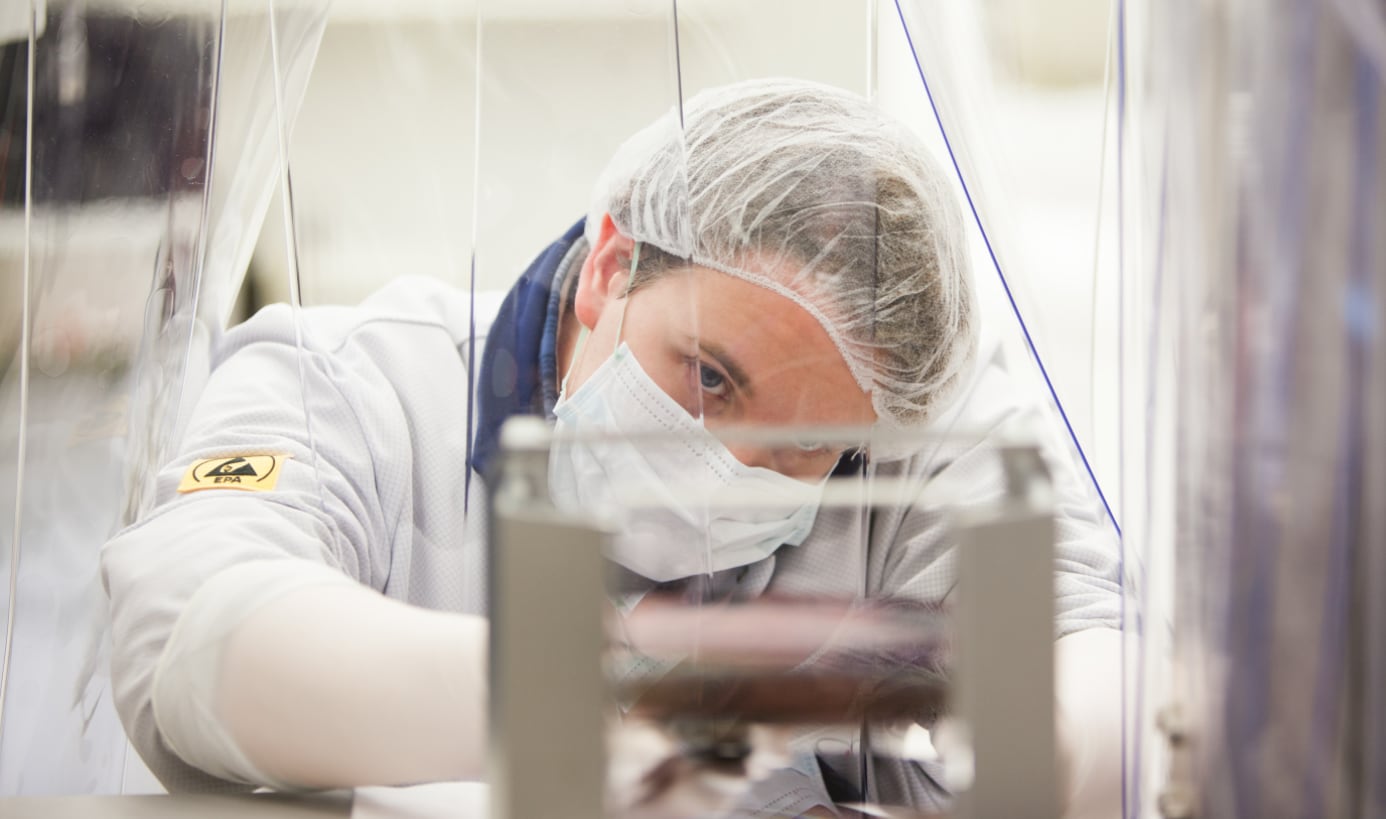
[587,77,978,448]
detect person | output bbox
[101,78,1122,815]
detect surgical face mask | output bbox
[549,341,825,583]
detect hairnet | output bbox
[586,78,978,451]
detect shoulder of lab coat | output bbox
[101,276,499,791]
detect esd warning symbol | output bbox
[178,454,289,494]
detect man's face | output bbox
[564,265,876,480]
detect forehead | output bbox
[639,267,876,427]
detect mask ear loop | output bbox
[558,241,643,399]
[557,326,589,401]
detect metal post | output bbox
[488,419,609,819]
[952,445,1058,819]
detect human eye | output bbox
[697,360,730,398]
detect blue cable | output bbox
[890,0,1122,537]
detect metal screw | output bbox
[1156,703,1188,745]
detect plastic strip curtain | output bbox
[1155,0,1386,816]
[885,3,1139,812]
[0,0,326,794]
[889,1,1122,534]
[261,0,336,707]
[1111,1,1182,815]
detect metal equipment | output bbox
[487,419,1059,819]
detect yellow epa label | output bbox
[178,454,290,494]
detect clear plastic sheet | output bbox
[1111,3,1180,816]
[887,0,1121,565]
[0,2,227,793]
[1153,1,1386,817]
[0,0,327,795]
[115,3,329,552]
[250,1,475,308]
[885,6,1132,814]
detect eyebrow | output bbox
[699,339,755,399]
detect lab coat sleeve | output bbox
[101,301,420,791]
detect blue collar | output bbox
[469,218,586,479]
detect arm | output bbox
[204,570,487,788]
[103,300,486,790]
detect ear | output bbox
[574,213,636,330]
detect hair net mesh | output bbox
[587,78,978,447]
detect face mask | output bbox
[549,341,824,583]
